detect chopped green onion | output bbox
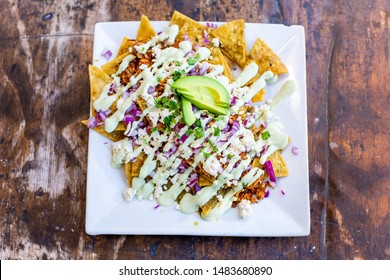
[213,127,221,136]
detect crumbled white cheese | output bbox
[154,185,163,198]
[152,45,162,58]
[157,153,168,164]
[176,204,181,210]
[123,187,136,201]
[148,110,159,126]
[203,156,222,177]
[139,64,148,70]
[141,90,155,107]
[216,194,223,202]
[211,38,220,47]
[238,199,252,219]
[241,128,255,147]
[232,87,249,99]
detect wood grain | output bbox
[0,0,389,260]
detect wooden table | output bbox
[1,0,389,260]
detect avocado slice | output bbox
[182,98,196,126]
[172,76,230,115]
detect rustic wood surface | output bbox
[0,0,389,260]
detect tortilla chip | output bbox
[222,53,235,69]
[116,37,135,57]
[170,11,206,43]
[210,48,235,82]
[132,152,147,177]
[199,174,213,187]
[125,162,133,187]
[89,65,112,105]
[211,19,247,67]
[101,52,131,76]
[267,150,289,177]
[136,15,156,42]
[252,88,265,103]
[81,120,125,142]
[249,38,288,75]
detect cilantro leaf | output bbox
[155,97,179,111]
[261,131,270,140]
[213,127,221,136]
[227,154,233,160]
[151,127,158,133]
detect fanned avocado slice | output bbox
[172,76,230,115]
[182,98,196,126]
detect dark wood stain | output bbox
[0,0,389,260]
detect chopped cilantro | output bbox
[151,127,158,133]
[203,152,211,158]
[188,54,200,65]
[173,70,185,81]
[227,154,233,160]
[155,97,179,111]
[175,61,182,66]
[213,127,221,136]
[194,119,202,128]
[163,115,175,131]
[215,115,224,121]
[157,77,162,82]
[209,140,218,153]
[185,129,194,136]
[194,127,204,139]
[261,131,270,140]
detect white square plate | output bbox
[86,21,310,236]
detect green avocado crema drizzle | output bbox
[171,76,230,126]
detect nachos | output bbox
[83,12,295,221]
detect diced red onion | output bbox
[184,33,189,41]
[291,146,299,155]
[188,68,197,76]
[148,86,156,94]
[243,118,248,126]
[101,48,112,60]
[124,115,135,125]
[192,145,203,155]
[206,22,217,29]
[230,96,237,106]
[198,62,209,75]
[281,190,285,195]
[109,83,116,93]
[264,190,270,198]
[203,31,210,45]
[184,50,195,57]
[174,122,185,132]
[154,204,160,209]
[157,31,162,35]
[145,124,151,133]
[229,120,240,137]
[264,160,276,183]
[188,173,198,187]
[165,144,178,157]
[98,110,109,121]
[260,144,268,156]
[87,115,99,129]
[178,161,187,173]
[180,134,188,143]
[193,184,201,193]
